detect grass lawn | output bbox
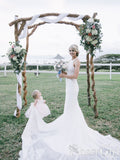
[0,73,120,160]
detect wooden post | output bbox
[90,55,98,118]
[22,33,29,106]
[86,53,91,106]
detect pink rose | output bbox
[12,45,14,48]
[10,54,15,58]
[92,25,95,29]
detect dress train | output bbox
[19,59,120,160]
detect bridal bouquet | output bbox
[54,60,67,81]
[7,42,27,74]
[79,18,102,56]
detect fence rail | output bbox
[0,63,120,79]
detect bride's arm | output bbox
[59,60,80,79]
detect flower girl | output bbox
[25,89,50,119]
[19,90,51,159]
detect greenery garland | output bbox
[7,42,27,74]
[79,18,103,56]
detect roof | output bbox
[54,54,64,59]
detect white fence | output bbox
[0,63,120,80]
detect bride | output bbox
[19,44,120,160]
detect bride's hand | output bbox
[59,73,66,78]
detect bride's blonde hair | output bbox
[69,44,79,56]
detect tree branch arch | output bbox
[9,12,98,118]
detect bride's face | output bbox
[69,48,77,59]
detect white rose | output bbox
[62,63,67,69]
[14,46,22,53]
[86,29,91,33]
[7,48,12,56]
[87,18,94,23]
[91,40,98,45]
[86,36,92,42]
[91,29,98,35]
[57,65,60,68]
[13,56,17,61]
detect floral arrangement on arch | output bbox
[79,18,103,56]
[7,42,27,74]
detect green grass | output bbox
[0,73,120,160]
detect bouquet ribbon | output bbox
[56,70,62,81]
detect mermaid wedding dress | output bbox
[19,58,120,160]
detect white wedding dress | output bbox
[19,58,120,160]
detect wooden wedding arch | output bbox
[9,12,99,118]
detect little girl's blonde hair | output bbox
[32,90,40,99]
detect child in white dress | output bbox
[25,90,50,119]
[19,90,51,159]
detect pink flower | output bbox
[92,25,95,29]
[10,54,15,58]
[12,45,14,48]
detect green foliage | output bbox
[94,54,120,71]
[79,18,103,55]
[6,42,27,74]
[26,65,54,70]
[94,54,120,63]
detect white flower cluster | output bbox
[86,29,98,35]
[54,60,68,81]
[85,19,98,45]
[80,17,102,54]
[6,42,26,74]
[14,46,22,53]
[7,46,22,56]
[54,60,67,72]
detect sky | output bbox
[0,0,120,62]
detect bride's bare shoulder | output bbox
[74,58,80,66]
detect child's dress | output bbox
[25,99,50,119]
[19,99,50,159]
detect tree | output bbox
[94,54,120,71]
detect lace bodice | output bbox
[67,58,78,76]
[65,58,79,93]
